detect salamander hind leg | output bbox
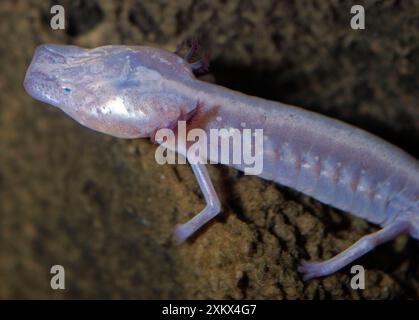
[298,221,409,281]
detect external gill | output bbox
[175,39,210,74]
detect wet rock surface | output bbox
[0,0,418,298]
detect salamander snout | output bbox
[23,44,87,107]
[24,48,61,106]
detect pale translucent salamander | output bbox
[24,44,419,280]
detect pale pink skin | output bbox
[24,44,419,281]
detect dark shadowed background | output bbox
[0,0,418,299]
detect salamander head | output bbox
[24,44,197,138]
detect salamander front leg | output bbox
[298,221,409,281]
[174,162,221,244]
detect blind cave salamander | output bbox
[24,44,419,280]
